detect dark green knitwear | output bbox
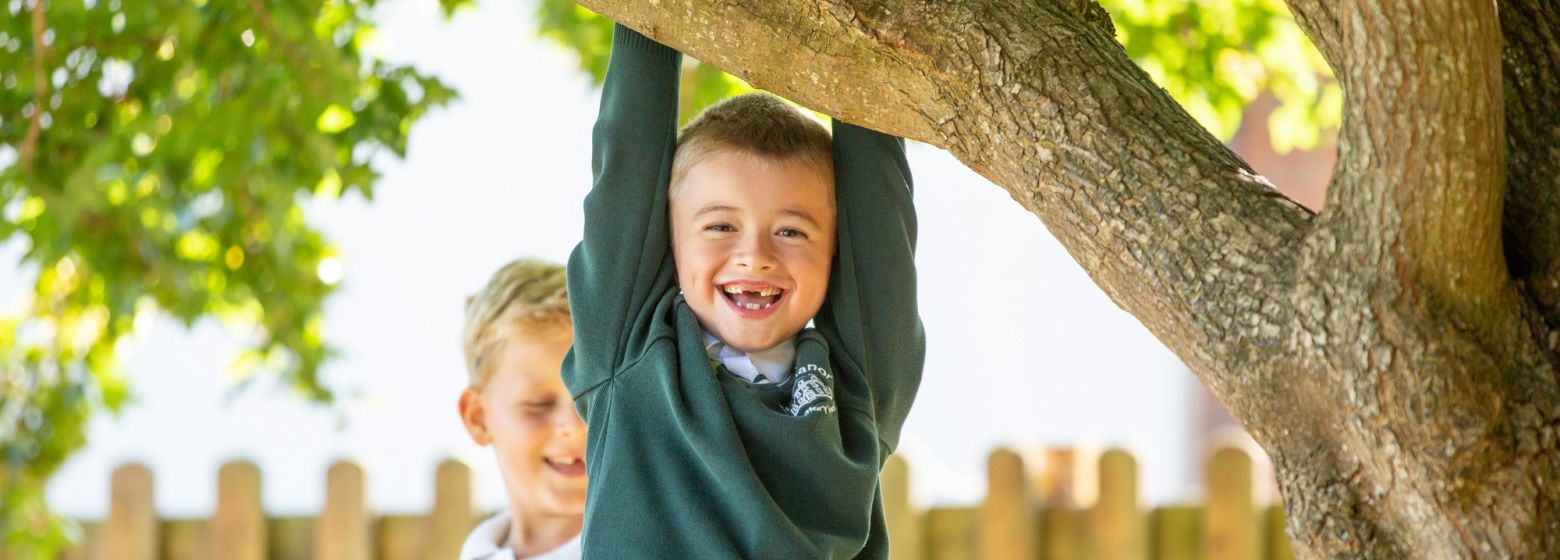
[563,25,924,559]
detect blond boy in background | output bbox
[457,259,586,560]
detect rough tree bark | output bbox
[576,0,1560,557]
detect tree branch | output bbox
[578,0,1315,399]
[1500,1,1560,345]
[21,0,49,175]
[1316,1,1509,316]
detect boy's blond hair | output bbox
[462,259,570,387]
[671,93,834,198]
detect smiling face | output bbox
[459,328,586,522]
[671,150,836,353]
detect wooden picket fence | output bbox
[63,460,476,560]
[879,446,1293,560]
[63,445,1292,559]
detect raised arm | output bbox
[818,121,924,454]
[565,25,681,397]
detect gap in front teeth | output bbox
[722,284,780,296]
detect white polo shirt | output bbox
[702,331,797,384]
[458,512,581,560]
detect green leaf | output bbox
[316,104,357,133]
[0,0,458,553]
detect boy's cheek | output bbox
[502,410,568,441]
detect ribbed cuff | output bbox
[613,23,679,62]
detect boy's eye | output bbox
[777,228,807,239]
[704,223,735,233]
[521,400,555,411]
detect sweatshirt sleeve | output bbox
[817,120,925,455]
[564,25,681,399]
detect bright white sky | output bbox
[32,0,1203,517]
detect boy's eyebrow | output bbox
[693,204,739,218]
[693,205,823,228]
[778,208,822,228]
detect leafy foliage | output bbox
[1108,0,1339,150]
[533,0,1338,149]
[0,0,453,556]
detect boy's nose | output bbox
[557,416,584,438]
[734,235,778,271]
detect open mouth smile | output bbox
[719,282,786,317]
[544,456,586,477]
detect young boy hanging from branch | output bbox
[564,23,924,557]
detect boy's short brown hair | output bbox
[671,93,834,198]
[462,259,570,387]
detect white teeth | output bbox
[723,284,783,303]
[723,285,781,296]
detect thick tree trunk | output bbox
[577,0,1560,557]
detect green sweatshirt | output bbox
[563,25,924,559]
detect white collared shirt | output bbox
[459,511,582,560]
[702,331,797,384]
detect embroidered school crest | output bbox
[786,364,837,416]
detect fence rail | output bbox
[63,445,1292,559]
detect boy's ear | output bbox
[458,387,492,446]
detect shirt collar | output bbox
[459,511,583,560]
[460,512,516,560]
[703,331,797,384]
